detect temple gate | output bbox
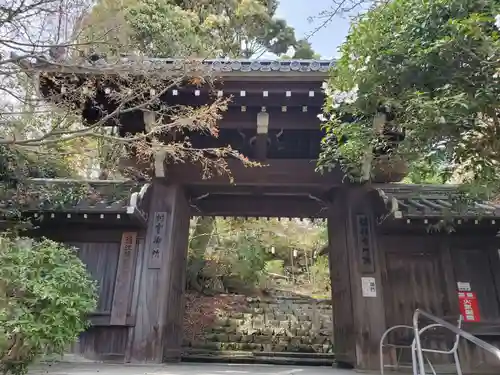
[11,57,500,373]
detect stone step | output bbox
[181,349,335,366]
[185,342,333,353]
[254,351,335,359]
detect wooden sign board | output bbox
[148,211,170,269]
[356,214,375,273]
[110,232,138,326]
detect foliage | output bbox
[83,0,300,59]
[0,236,97,375]
[281,39,321,60]
[319,0,500,197]
[310,255,330,295]
[229,235,267,285]
[264,259,285,275]
[186,218,329,296]
[2,0,264,192]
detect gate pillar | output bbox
[128,181,190,363]
[328,188,386,371]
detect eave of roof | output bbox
[373,183,500,220]
[2,179,151,227]
[23,54,335,79]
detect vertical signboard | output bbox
[148,211,169,269]
[356,214,375,273]
[111,232,138,325]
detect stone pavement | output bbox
[27,362,382,375]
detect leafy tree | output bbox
[318,0,500,198]
[82,0,298,58]
[0,236,97,375]
[186,217,328,295]
[0,0,256,369]
[281,39,320,59]
[292,39,321,59]
[310,255,330,296]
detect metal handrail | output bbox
[380,324,414,375]
[413,309,500,375]
[411,321,463,375]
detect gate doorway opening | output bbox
[182,216,333,364]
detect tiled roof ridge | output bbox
[28,53,335,73]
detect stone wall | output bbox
[183,292,333,354]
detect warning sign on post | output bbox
[458,291,480,322]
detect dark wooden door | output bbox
[381,238,449,365]
[384,242,449,326]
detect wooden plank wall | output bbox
[66,231,141,360]
[70,242,121,316]
[378,233,500,374]
[54,184,192,363]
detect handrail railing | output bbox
[411,321,463,375]
[413,309,500,375]
[379,324,414,375]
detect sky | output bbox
[276,0,358,59]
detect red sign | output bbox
[458,292,480,322]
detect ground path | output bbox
[28,362,385,375]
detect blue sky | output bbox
[276,0,356,59]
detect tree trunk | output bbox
[186,217,215,293]
[189,216,214,259]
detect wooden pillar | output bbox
[328,188,386,371]
[328,189,356,367]
[128,181,190,363]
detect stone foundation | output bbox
[183,292,334,354]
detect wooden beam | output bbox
[166,159,343,187]
[90,314,136,327]
[165,91,325,108]
[181,80,326,93]
[192,194,329,218]
[216,109,323,130]
[187,183,329,196]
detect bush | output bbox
[0,236,97,375]
[264,260,285,275]
[310,256,331,294]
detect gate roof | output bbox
[1,179,149,227]
[374,183,500,221]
